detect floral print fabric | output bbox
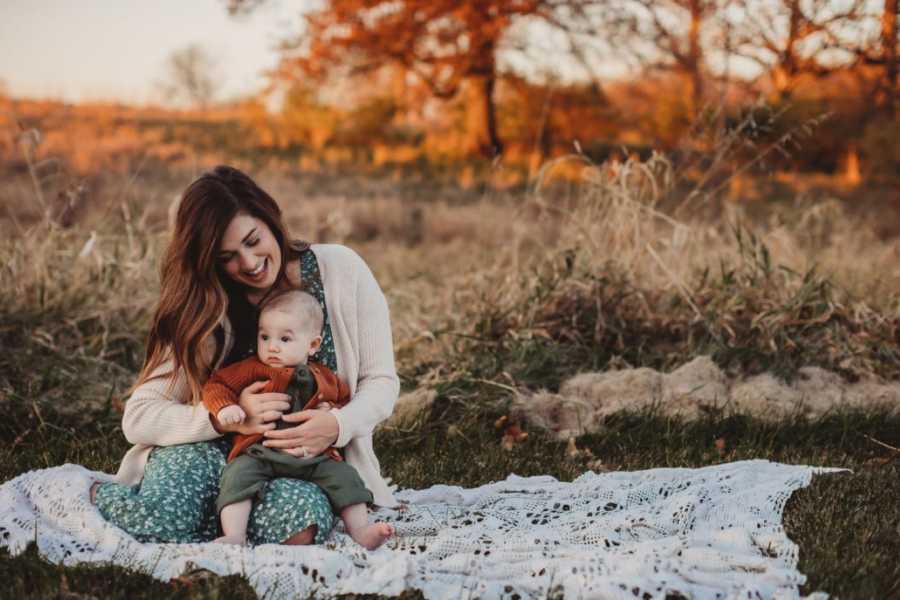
[299,248,338,373]
[95,439,334,544]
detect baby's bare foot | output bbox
[214,535,247,546]
[350,522,394,550]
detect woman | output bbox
[93,165,399,546]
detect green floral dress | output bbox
[95,248,339,545]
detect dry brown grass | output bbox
[2,127,899,390]
[2,120,900,600]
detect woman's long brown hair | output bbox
[134,165,307,404]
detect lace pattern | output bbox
[0,460,842,599]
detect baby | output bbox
[202,289,394,549]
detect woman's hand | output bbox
[262,409,339,457]
[217,380,291,436]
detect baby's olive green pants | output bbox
[218,444,373,515]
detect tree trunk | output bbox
[842,143,861,186]
[482,74,503,157]
[881,0,898,117]
[463,73,503,158]
[775,1,802,102]
[529,90,554,178]
[389,64,410,125]
[687,0,704,116]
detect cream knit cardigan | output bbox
[113,244,399,508]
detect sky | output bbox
[0,0,792,106]
[0,0,302,104]
[0,0,633,106]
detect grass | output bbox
[1,124,899,597]
[1,378,898,599]
[0,545,259,599]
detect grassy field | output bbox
[1,158,899,598]
[1,384,898,598]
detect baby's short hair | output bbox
[260,290,323,336]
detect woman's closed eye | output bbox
[218,238,260,263]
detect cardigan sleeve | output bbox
[201,359,253,415]
[121,336,221,446]
[329,249,400,448]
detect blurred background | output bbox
[0,0,898,382]
[1,0,897,204]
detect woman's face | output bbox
[217,213,281,292]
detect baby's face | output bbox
[257,309,318,368]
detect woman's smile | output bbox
[243,257,268,281]
[219,213,281,291]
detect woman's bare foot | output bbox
[214,535,247,546]
[349,522,394,550]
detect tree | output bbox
[280,84,340,150]
[859,0,898,117]
[228,0,605,158]
[500,74,617,167]
[727,0,867,102]
[882,0,898,116]
[845,0,898,177]
[159,45,221,109]
[614,0,723,118]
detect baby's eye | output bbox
[281,336,291,343]
[260,334,269,341]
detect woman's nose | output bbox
[238,250,256,270]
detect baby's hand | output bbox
[218,405,246,425]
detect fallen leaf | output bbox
[587,458,611,472]
[863,455,898,468]
[171,568,216,588]
[566,437,595,460]
[501,424,528,450]
[169,576,194,588]
[12,428,31,449]
[714,437,727,455]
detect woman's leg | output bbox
[94,440,229,543]
[283,524,318,545]
[247,477,335,545]
[96,440,334,545]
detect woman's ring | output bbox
[298,447,308,457]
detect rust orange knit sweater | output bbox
[202,356,351,463]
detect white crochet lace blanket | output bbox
[0,460,841,599]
